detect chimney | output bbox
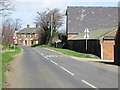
[27,24,30,28]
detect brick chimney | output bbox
[27,24,30,28]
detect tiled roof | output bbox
[18,28,40,34]
[67,6,118,33]
[68,27,117,40]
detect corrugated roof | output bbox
[67,6,118,33]
[68,27,117,40]
[18,28,40,34]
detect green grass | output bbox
[0,51,2,90]
[0,46,21,89]
[38,45,99,59]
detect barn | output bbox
[66,6,118,60]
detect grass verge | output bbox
[1,46,21,89]
[37,45,99,59]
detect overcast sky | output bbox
[10,0,119,29]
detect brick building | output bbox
[101,29,117,60]
[16,25,41,46]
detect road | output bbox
[6,46,118,89]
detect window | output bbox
[30,34,32,37]
[19,39,22,44]
[25,34,27,38]
[19,34,21,38]
[31,40,34,45]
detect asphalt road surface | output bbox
[7,46,118,89]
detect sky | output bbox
[10,0,119,30]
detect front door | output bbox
[25,40,27,45]
[31,40,34,45]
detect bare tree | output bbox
[0,0,14,47]
[0,0,14,16]
[2,18,14,47]
[34,8,64,45]
[14,18,22,30]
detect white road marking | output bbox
[50,60,58,65]
[33,48,41,53]
[44,56,49,60]
[41,53,43,56]
[82,80,97,88]
[60,66,75,76]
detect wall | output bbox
[102,40,115,60]
[115,26,120,65]
[68,39,101,58]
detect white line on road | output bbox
[50,60,58,65]
[33,48,41,53]
[41,53,43,56]
[44,56,49,60]
[82,80,97,89]
[60,66,75,76]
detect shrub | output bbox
[31,44,40,47]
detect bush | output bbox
[31,44,40,47]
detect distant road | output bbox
[6,46,118,89]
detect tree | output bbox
[2,18,14,47]
[14,18,22,30]
[34,8,64,45]
[58,33,68,49]
[0,0,14,16]
[0,0,17,48]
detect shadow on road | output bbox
[94,61,119,66]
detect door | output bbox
[31,40,34,45]
[25,40,27,45]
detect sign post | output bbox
[84,28,89,50]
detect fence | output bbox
[68,39,101,58]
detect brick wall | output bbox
[102,40,115,60]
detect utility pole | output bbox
[51,13,53,37]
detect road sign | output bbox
[84,28,89,50]
[84,28,89,33]
[84,34,89,39]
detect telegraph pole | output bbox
[51,14,53,37]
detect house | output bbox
[16,24,40,46]
[66,6,118,60]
